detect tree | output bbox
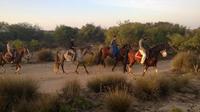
[54,25,78,47]
[78,24,105,44]
[11,39,24,49]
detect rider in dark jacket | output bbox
[110,36,119,57]
[69,38,75,50]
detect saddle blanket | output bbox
[135,51,142,61]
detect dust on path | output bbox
[0,60,171,93]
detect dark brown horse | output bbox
[97,45,129,72]
[126,43,169,75]
[0,47,31,74]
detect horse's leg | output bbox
[128,63,134,75]
[154,66,158,73]
[123,63,127,73]
[53,62,60,73]
[2,65,6,73]
[112,58,119,71]
[142,66,148,76]
[102,55,108,68]
[75,63,80,74]
[61,61,66,74]
[15,63,21,74]
[0,64,6,73]
[83,64,89,74]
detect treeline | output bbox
[0,21,199,52]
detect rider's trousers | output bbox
[139,49,146,64]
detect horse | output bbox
[126,43,169,75]
[0,47,31,74]
[54,46,94,74]
[97,44,129,72]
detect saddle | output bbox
[3,52,14,63]
[135,50,149,62]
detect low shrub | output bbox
[133,74,191,100]
[104,89,132,112]
[133,75,161,100]
[61,80,81,100]
[172,52,200,73]
[36,48,54,62]
[87,74,133,93]
[0,78,38,112]
[170,106,184,112]
[170,75,190,92]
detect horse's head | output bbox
[150,43,169,57]
[22,47,31,61]
[160,49,167,57]
[84,45,95,56]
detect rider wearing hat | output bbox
[139,37,149,64]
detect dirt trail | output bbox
[0,60,171,93]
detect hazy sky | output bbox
[0,0,200,30]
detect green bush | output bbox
[29,39,40,51]
[172,52,200,72]
[87,74,133,93]
[104,89,132,112]
[11,39,25,49]
[36,48,54,62]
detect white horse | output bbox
[54,46,94,74]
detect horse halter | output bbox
[160,49,167,57]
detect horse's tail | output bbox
[97,48,103,65]
[54,51,60,73]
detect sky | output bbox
[0,0,200,30]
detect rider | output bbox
[110,36,119,58]
[69,38,75,50]
[68,38,76,61]
[6,41,16,63]
[139,37,149,64]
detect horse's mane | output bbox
[149,43,167,51]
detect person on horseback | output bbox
[6,41,16,63]
[68,38,76,61]
[110,36,119,58]
[139,37,149,64]
[69,38,75,50]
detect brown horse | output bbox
[126,43,169,75]
[97,45,129,72]
[0,47,31,74]
[54,46,94,74]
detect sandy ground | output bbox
[0,60,171,93]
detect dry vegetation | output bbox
[36,48,54,62]
[172,52,200,73]
[0,72,199,112]
[87,74,133,93]
[104,89,132,112]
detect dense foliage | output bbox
[0,21,199,53]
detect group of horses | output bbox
[0,43,170,75]
[54,43,170,75]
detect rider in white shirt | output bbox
[139,38,149,64]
